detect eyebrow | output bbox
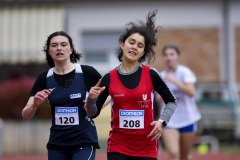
[50,42,68,45]
[129,38,145,46]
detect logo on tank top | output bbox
[113,94,124,97]
[142,94,147,101]
[137,93,151,109]
[70,93,81,99]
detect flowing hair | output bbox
[117,10,159,63]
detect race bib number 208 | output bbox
[55,107,79,125]
[119,110,144,129]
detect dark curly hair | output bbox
[117,10,159,63]
[43,31,82,67]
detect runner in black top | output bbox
[22,31,102,160]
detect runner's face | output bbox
[49,36,73,63]
[163,48,179,68]
[121,33,145,63]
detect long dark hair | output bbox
[117,10,159,63]
[43,31,82,67]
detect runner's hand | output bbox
[33,89,51,108]
[166,72,175,82]
[88,79,105,100]
[147,120,163,141]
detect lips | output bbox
[56,53,64,56]
[128,51,137,56]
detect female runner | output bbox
[22,31,102,160]
[85,10,177,160]
[158,45,201,160]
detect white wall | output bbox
[65,0,225,73]
[0,5,64,64]
[66,0,223,52]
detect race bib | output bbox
[55,107,79,125]
[119,110,144,129]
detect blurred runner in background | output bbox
[156,44,201,160]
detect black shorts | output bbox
[48,146,95,160]
[107,152,157,160]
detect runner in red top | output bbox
[108,65,157,158]
[85,10,177,160]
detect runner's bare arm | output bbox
[22,89,51,120]
[22,97,38,120]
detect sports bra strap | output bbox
[46,68,54,78]
[75,63,82,73]
[46,63,82,78]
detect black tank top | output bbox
[46,64,99,150]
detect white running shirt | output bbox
[161,65,201,128]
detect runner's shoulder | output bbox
[30,71,48,96]
[35,71,48,84]
[81,64,97,72]
[178,65,192,73]
[81,65,101,78]
[149,67,162,79]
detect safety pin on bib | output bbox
[48,87,56,92]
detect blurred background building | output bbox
[0,0,239,156]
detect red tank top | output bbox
[107,65,158,158]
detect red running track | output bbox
[2,152,240,160]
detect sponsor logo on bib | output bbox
[55,107,79,125]
[119,110,144,129]
[56,108,78,113]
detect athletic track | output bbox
[2,152,240,160]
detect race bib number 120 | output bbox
[55,107,79,125]
[119,110,144,129]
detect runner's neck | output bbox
[119,62,140,74]
[54,61,76,75]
